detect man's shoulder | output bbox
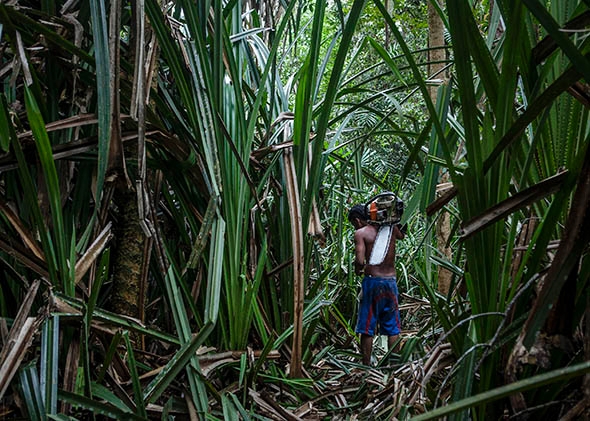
[358,224,378,237]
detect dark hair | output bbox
[348,204,367,223]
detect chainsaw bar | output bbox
[368,224,393,266]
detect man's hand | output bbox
[354,260,365,275]
[396,223,407,235]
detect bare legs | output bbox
[361,334,400,366]
[387,334,399,352]
[360,334,373,365]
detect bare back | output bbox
[354,223,404,277]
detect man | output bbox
[348,204,405,366]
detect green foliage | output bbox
[0,0,588,418]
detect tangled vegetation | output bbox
[0,0,589,419]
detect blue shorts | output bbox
[355,276,400,336]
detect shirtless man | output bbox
[348,204,405,366]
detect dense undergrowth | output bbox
[1,0,590,419]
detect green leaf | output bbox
[413,359,590,420]
[96,331,123,384]
[88,0,111,209]
[48,415,79,421]
[367,37,406,86]
[419,83,451,212]
[18,364,46,421]
[306,0,367,227]
[523,0,590,84]
[446,0,484,173]
[374,0,454,176]
[123,332,147,419]
[40,316,59,415]
[221,393,239,421]
[24,86,69,295]
[91,383,133,414]
[448,328,477,420]
[292,0,326,187]
[483,66,583,174]
[229,393,251,421]
[205,216,225,325]
[57,390,140,419]
[143,321,214,404]
[55,294,179,345]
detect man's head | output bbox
[348,204,368,230]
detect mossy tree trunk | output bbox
[109,187,145,321]
[105,0,148,325]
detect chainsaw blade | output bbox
[368,224,393,265]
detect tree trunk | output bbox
[109,187,145,321]
[106,0,150,326]
[384,0,392,49]
[428,0,452,296]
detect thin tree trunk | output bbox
[428,0,452,295]
[384,0,392,48]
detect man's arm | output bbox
[354,229,366,275]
